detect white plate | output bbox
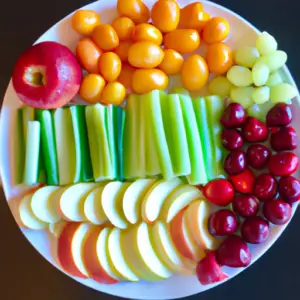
[0,0,299,299]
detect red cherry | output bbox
[203,179,235,206]
[221,103,247,128]
[241,216,269,244]
[196,251,228,285]
[229,168,255,194]
[224,150,247,175]
[232,195,260,217]
[266,103,292,127]
[216,235,251,268]
[253,173,277,201]
[263,199,292,225]
[246,144,271,170]
[209,209,238,236]
[270,126,298,152]
[268,152,299,177]
[221,129,244,150]
[278,175,300,204]
[242,117,269,142]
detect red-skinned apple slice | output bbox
[12,41,82,109]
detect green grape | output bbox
[247,101,272,122]
[208,76,233,98]
[227,66,253,87]
[270,83,298,103]
[230,86,254,108]
[266,71,283,87]
[234,46,260,68]
[256,31,278,56]
[252,62,269,86]
[256,50,287,72]
[252,86,270,104]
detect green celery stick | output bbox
[180,95,208,185]
[22,106,35,143]
[117,107,125,181]
[70,106,94,182]
[106,105,117,180]
[36,109,59,185]
[14,109,25,184]
[24,121,40,186]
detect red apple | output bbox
[12,41,82,109]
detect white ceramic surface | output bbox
[0,0,299,299]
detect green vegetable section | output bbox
[14,91,225,187]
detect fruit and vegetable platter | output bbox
[0,0,300,298]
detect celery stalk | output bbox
[14,109,25,184]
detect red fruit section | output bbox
[209,209,237,236]
[232,195,259,217]
[242,117,269,142]
[268,152,299,177]
[241,216,269,244]
[229,168,255,194]
[278,176,300,204]
[253,173,277,202]
[263,200,292,225]
[224,150,247,175]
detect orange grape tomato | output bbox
[181,54,208,91]
[132,23,163,45]
[117,63,136,92]
[128,41,164,68]
[158,49,183,75]
[132,68,169,94]
[98,52,122,82]
[202,17,230,44]
[117,0,150,24]
[205,42,233,75]
[79,74,106,103]
[92,24,119,51]
[76,38,102,73]
[163,29,200,54]
[151,0,180,33]
[100,82,126,105]
[114,41,132,62]
[71,10,101,35]
[112,16,135,41]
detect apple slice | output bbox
[49,220,67,237]
[31,186,61,223]
[151,221,196,275]
[57,222,92,278]
[123,178,156,224]
[84,186,107,224]
[170,209,205,261]
[60,183,100,222]
[121,222,172,281]
[19,193,47,230]
[107,228,139,281]
[187,200,220,250]
[101,181,131,229]
[160,185,203,222]
[142,177,183,223]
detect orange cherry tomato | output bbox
[151,0,180,33]
[181,54,209,91]
[132,23,163,45]
[206,42,233,75]
[132,68,169,94]
[100,82,126,105]
[79,74,106,103]
[117,63,136,93]
[92,24,119,51]
[98,52,122,82]
[76,38,102,73]
[114,41,132,62]
[71,10,101,35]
[202,17,230,44]
[112,16,135,41]
[163,29,200,54]
[117,0,150,24]
[179,3,210,30]
[158,49,183,75]
[128,42,164,68]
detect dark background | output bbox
[0,0,299,299]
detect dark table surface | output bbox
[1,0,300,299]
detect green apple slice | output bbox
[14,109,25,184]
[70,106,93,182]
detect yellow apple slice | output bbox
[49,220,67,237]
[123,179,156,224]
[142,178,183,223]
[101,181,131,229]
[107,228,139,282]
[19,193,47,230]
[187,199,220,250]
[31,186,62,223]
[151,221,196,275]
[160,185,202,222]
[84,187,107,225]
[60,183,100,222]
[121,222,172,281]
